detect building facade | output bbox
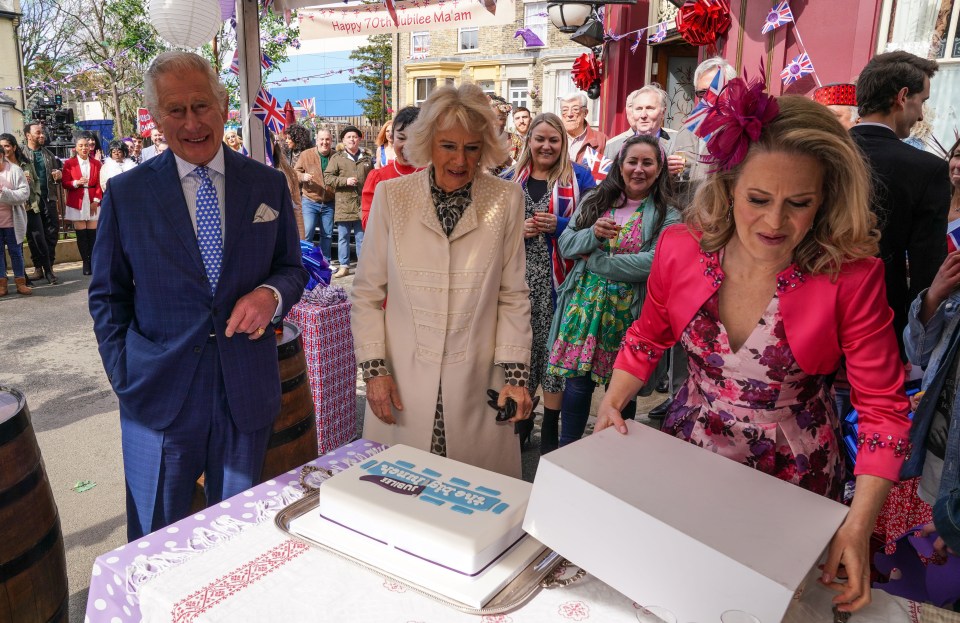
[395,0,603,130]
[0,0,26,135]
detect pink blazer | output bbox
[615,224,911,482]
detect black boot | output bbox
[86,229,97,275]
[77,230,91,275]
[539,407,560,455]
[45,263,58,285]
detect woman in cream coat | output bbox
[351,83,533,478]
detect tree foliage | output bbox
[348,34,392,125]
[18,0,299,137]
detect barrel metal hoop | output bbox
[268,411,316,449]
[0,516,62,583]
[0,459,43,507]
[280,371,309,393]
[276,336,304,360]
[0,404,29,448]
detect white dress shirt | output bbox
[173,146,282,318]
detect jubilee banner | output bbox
[299,0,516,38]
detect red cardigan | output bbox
[62,156,103,210]
[615,224,911,482]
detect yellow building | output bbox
[0,0,26,135]
[394,1,601,129]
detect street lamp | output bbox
[547,0,637,46]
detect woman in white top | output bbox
[100,139,137,192]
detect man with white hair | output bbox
[604,83,684,175]
[647,57,737,421]
[813,83,859,130]
[559,92,607,162]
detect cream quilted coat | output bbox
[351,168,532,477]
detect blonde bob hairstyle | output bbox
[687,95,878,277]
[509,113,574,187]
[404,83,509,170]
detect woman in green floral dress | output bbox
[547,134,680,446]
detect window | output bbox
[523,2,548,47]
[882,0,960,148]
[415,77,436,106]
[509,79,529,110]
[411,32,430,57]
[459,27,479,52]
[555,69,599,126]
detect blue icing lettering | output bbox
[422,468,441,477]
[475,486,501,496]
[396,460,416,469]
[451,505,474,515]
[492,502,509,514]
[449,477,471,487]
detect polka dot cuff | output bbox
[500,362,529,387]
[360,358,391,381]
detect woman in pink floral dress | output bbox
[596,85,912,614]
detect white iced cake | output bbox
[317,444,532,576]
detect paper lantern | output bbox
[150,0,222,49]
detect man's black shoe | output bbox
[648,398,672,419]
[655,379,669,393]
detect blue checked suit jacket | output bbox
[89,147,308,433]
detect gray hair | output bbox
[404,82,508,170]
[144,51,228,119]
[624,88,644,108]
[559,91,589,108]
[635,84,668,112]
[694,56,737,88]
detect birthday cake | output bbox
[316,444,532,576]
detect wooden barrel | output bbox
[261,321,318,480]
[192,321,318,511]
[0,387,68,623]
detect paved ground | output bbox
[0,264,669,622]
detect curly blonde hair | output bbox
[404,83,508,170]
[687,95,879,277]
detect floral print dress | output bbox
[662,288,845,501]
[547,205,645,385]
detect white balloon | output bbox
[150,0,222,49]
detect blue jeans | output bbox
[0,227,25,278]
[559,374,637,447]
[301,198,334,261]
[337,220,363,267]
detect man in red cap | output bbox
[813,83,859,130]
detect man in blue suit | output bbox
[89,51,308,541]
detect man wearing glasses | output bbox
[559,92,607,163]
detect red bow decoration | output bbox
[572,53,602,92]
[697,68,779,171]
[675,0,731,48]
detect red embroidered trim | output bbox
[171,539,310,623]
[856,432,911,460]
[621,336,664,361]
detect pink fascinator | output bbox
[696,69,779,171]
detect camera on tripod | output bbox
[30,94,76,159]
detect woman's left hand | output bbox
[534,211,558,234]
[498,384,533,423]
[820,522,873,612]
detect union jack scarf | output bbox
[513,165,582,290]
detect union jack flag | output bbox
[252,87,286,133]
[780,52,814,85]
[552,182,577,288]
[630,35,640,54]
[684,66,725,136]
[581,147,613,182]
[948,223,960,252]
[761,1,794,35]
[296,97,316,117]
[229,50,274,75]
[648,22,668,44]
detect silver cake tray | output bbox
[275,489,573,615]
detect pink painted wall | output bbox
[724,0,884,95]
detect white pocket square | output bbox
[254,203,279,223]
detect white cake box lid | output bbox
[522,421,849,623]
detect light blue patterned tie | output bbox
[194,166,222,293]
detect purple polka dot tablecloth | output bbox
[84,440,386,623]
[85,438,935,623]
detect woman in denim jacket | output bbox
[904,251,960,555]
